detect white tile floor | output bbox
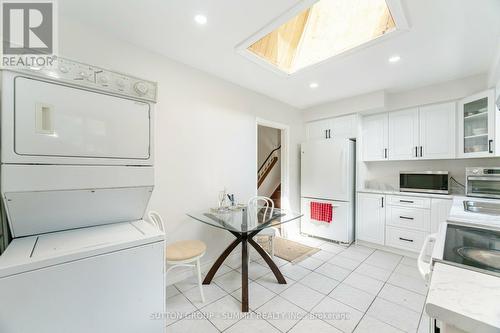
[166,236,430,333]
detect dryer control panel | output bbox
[14,57,157,102]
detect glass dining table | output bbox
[187,205,302,312]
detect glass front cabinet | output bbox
[458,89,499,158]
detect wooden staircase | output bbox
[257,145,281,208]
[257,156,278,188]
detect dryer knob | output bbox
[134,81,148,95]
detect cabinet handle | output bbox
[414,146,418,157]
[399,216,414,220]
[489,140,493,153]
[329,129,332,139]
[381,197,384,208]
[384,148,388,159]
[420,146,423,157]
[400,200,414,203]
[399,237,414,243]
[325,130,328,139]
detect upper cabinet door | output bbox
[388,108,419,160]
[331,114,357,139]
[305,119,330,141]
[458,89,496,158]
[419,102,456,160]
[362,113,388,161]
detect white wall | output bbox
[303,91,386,122]
[58,19,303,282]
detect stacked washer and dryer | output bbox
[0,59,165,332]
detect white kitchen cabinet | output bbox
[419,102,456,160]
[386,206,431,232]
[306,119,331,140]
[357,193,453,254]
[356,193,385,245]
[362,113,388,161]
[458,89,498,158]
[306,114,357,141]
[331,114,357,139]
[385,226,427,252]
[388,108,419,160]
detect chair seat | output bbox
[258,227,280,237]
[166,240,207,261]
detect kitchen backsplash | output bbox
[359,157,500,193]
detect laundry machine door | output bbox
[13,76,151,163]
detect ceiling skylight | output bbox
[246,0,396,74]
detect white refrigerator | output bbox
[300,139,355,243]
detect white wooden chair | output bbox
[148,211,206,303]
[247,196,280,258]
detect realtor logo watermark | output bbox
[1,0,57,67]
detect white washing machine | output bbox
[0,221,164,333]
[0,59,165,333]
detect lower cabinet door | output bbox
[356,193,385,245]
[386,206,431,232]
[386,226,427,252]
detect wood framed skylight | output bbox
[238,0,408,75]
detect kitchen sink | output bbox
[463,200,500,215]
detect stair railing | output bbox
[258,145,281,187]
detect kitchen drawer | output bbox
[387,195,431,209]
[387,206,431,232]
[386,226,427,253]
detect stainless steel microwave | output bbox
[399,171,449,194]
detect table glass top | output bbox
[187,206,302,233]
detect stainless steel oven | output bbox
[466,167,500,199]
[399,171,449,194]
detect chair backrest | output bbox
[148,211,165,233]
[247,196,274,221]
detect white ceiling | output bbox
[60,0,500,109]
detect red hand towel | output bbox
[310,202,333,223]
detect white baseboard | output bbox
[356,240,419,259]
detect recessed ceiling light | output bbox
[388,55,401,63]
[194,14,207,25]
[309,82,319,89]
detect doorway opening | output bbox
[257,124,282,209]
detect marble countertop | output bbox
[447,196,500,230]
[426,263,500,333]
[357,188,455,199]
